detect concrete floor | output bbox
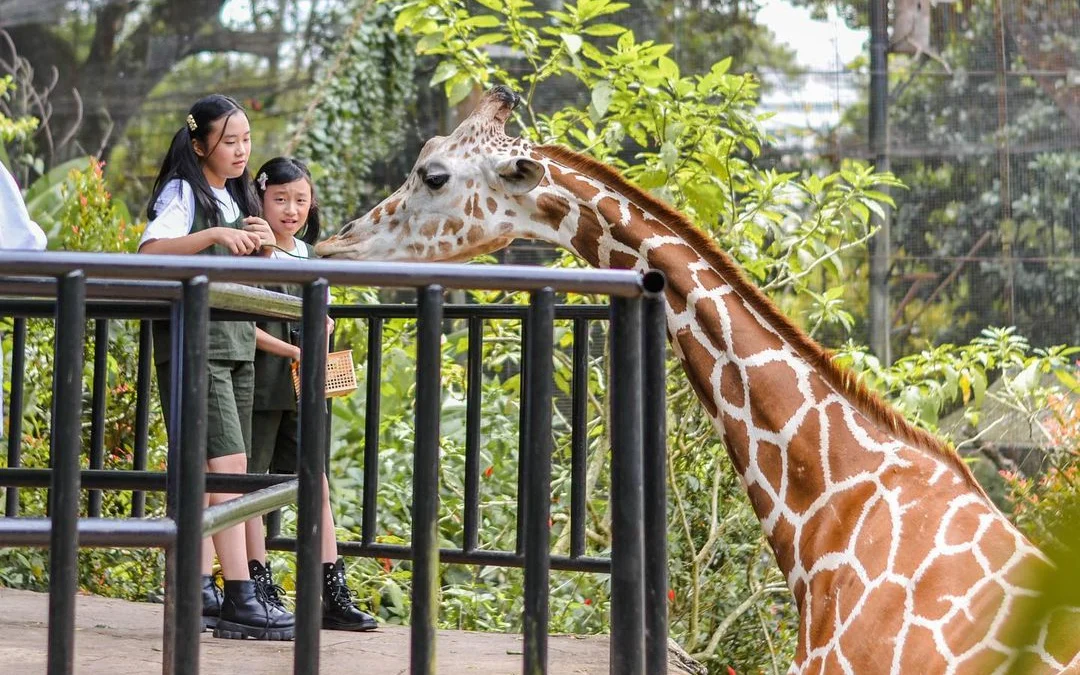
[0,587,612,674]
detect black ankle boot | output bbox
[322,558,377,631]
[213,579,296,640]
[201,573,223,632]
[249,559,286,609]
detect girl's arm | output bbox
[139,228,225,255]
[256,327,301,361]
[138,179,262,255]
[139,227,262,255]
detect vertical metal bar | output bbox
[867,0,892,364]
[172,277,209,675]
[361,317,382,546]
[515,311,530,556]
[5,318,27,517]
[88,319,109,518]
[463,315,482,554]
[570,318,588,559]
[324,330,336,478]
[609,295,645,675]
[46,271,86,675]
[162,301,184,675]
[642,273,668,675]
[411,285,443,675]
[295,279,329,675]
[266,509,282,539]
[523,289,554,675]
[132,321,152,518]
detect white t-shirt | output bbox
[270,238,310,261]
[139,179,242,247]
[0,163,47,250]
[269,239,331,302]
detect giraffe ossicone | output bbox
[316,87,1080,673]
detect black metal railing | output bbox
[0,250,668,675]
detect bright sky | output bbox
[755,0,867,141]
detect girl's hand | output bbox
[216,228,263,255]
[242,216,276,248]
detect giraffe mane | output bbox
[537,144,982,490]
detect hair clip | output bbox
[186,114,198,132]
[257,172,268,191]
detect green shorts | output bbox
[249,409,298,474]
[156,360,254,460]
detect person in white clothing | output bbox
[0,161,47,251]
[0,161,47,437]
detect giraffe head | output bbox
[315,86,546,261]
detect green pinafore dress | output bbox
[153,201,256,459]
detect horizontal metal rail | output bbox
[0,517,177,548]
[201,480,299,538]
[267,539,612,574]
[0,468,295,492]
[330,303,614,320]
[0,251,650,296]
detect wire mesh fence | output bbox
[1,0,1077,352]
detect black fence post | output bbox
[162,299,184,675]
[46,270,86,675]
[523,288,555,675]
[609,294,645,675]
[132,321,152,518]
[411,285,443,675]
[295,278,329,675]
[516,309,531,557]
[361,317,382,547]
[172,276,209,675]
[5,317,27,517]
[88,319,109,517]
[641,271,668,675]
[570,318,588,560]
[463,315,482,554]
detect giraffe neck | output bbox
[530,145,992,585]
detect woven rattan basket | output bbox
[290,350,358,399]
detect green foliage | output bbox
[319,308,615,633]
[836,327,1080,430]
[0,76,39,148]
[291,0,417,225]
[55,159,135,251]
[0,159,167,600]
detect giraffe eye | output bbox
[423,173,449,190]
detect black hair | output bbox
[146,94,260,227]
[252,156,321,245]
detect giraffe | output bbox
[316,86,1080,673]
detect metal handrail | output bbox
[0,250,649,296]
[202,480,299,538]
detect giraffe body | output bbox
[317,87,1080,673]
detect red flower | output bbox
[727,667,737,675]
[584,598,592,606]
[379,558,392,573]
[483,466,494,478]
[667,589,675,603]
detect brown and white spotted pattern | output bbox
[317,87,1080,674]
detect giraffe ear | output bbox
[493,157,544,196]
